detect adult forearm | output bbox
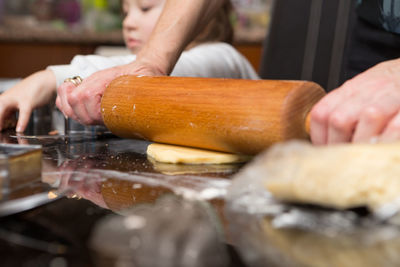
[136,0,225,75]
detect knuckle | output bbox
[311,108,329,123]
[310,107,329,124]
[57,83,68,93]
[329,112,352,131]
[69,91,91,105]
[82,90,92,100]
[362,106,384,121]
[68,92,80,105]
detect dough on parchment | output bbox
[237,140,400,211]
[146,143,251,165]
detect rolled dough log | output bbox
[147,143,251,164]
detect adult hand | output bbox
[55,59,166,125]
[310,58,400,144]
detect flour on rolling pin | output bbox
[102,76,326,155]
[237,140,400,212]
[147,143,251,164]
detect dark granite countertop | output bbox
[0,125,245,266]
[1,117,399,267]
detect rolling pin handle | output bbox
[305,112,312,136]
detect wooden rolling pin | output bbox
[101,76,325,155]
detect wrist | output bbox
[35,70,57,93]
[135,44,178,76]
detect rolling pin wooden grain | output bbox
[101,76,326,155]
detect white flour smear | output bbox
[43,169,232,201]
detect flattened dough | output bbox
[148,157,241,175]
[147,143,250,164]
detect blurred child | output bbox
[0,0,258,132]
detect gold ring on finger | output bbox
[64,76,83,86]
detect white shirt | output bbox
[48,42,259,87]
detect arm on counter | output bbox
[0,70,56,132]
[309,58,400,144]
[55,0,225,125]
[0,55,136,133]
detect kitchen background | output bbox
[0,0,272,84]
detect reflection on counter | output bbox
[90,195,230,267]
[0,126,246,266]
[227,209,400,267]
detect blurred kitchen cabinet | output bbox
[0,42,262,78]
[0,42,97,78]
[235,43,262,74]
[0,0,267,78]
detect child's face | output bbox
[122,0,165,54]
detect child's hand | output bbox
[0,70,57,132]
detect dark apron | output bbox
[344,0,400,80]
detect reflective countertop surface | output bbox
[2,127,400,267]
[0,128,244,267]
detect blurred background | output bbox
[0,0,272,80]
[0,0,271,37]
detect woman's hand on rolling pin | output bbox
[0,70,56,132]
[309,58,400,144]
[55,59,166,125]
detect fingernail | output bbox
[16,126,22,132]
